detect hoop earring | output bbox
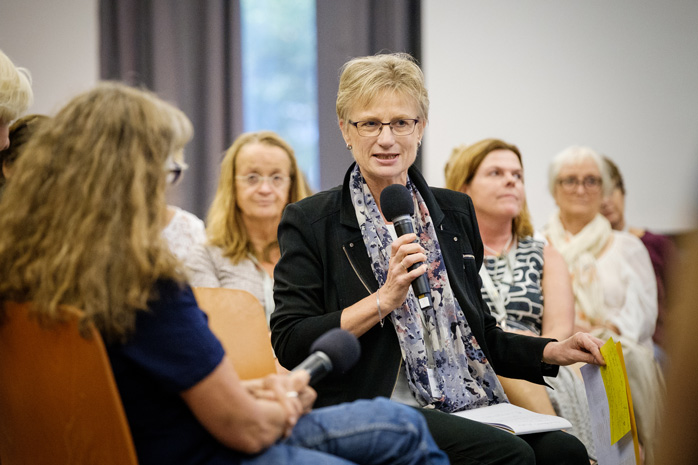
[418,140,422,147]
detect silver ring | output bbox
[286,391,299,398]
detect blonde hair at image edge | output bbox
[0,49,33,123]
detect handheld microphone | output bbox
[380,184,433,310]
[291,328,361,385]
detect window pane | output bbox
[240,0,318,190]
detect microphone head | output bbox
[310,328,361,374]
[380,184,414,222]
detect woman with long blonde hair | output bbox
[0,83,446,465]
[186,131,310,323]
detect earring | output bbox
[418,140,422,147]
[346,144,353,150]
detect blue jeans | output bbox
[240,398,449,465]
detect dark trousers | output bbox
[416,407,589,465]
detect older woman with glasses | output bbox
[543,145,664,465]
[186,131,310,324]
[270,52,607,465]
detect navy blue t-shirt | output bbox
[106,280,242,465]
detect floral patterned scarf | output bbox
[349,165,507,412]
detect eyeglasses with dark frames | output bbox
[349,118,419,137]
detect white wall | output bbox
[0,0,99,116]
[423,1,698,233]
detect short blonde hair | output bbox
[206,131,310,264]
[336,53,429,122]
[0,82,192,342]
[445,138,533,238]
[548,145,612,197]
[0,49,33,123]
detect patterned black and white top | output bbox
[481,237,545,335]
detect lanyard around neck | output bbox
[479,243,518,330]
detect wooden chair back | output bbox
[192,287,277,380]
[0,302,138,465]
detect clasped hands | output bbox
[242,371,317,437]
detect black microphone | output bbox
[380,184,433,310]
[291,328,361,385]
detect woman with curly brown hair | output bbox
[0,82,447,465]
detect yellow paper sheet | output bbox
[600,337,632,444]
[615,341,641,464]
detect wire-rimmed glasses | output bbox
[236,173,291,189]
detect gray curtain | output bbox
[100,0,421,206]
[316,0,422,190]
[100,0,243,219]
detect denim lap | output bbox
[283,397,449,465]
[238,444,357,465]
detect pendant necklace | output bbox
[483,233,513,257]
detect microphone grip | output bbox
[411,273,433,309]
[393,216,433,310]
[291,351,332,384]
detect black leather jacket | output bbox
[271,163,557,408]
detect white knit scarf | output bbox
[544,212,612,324]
